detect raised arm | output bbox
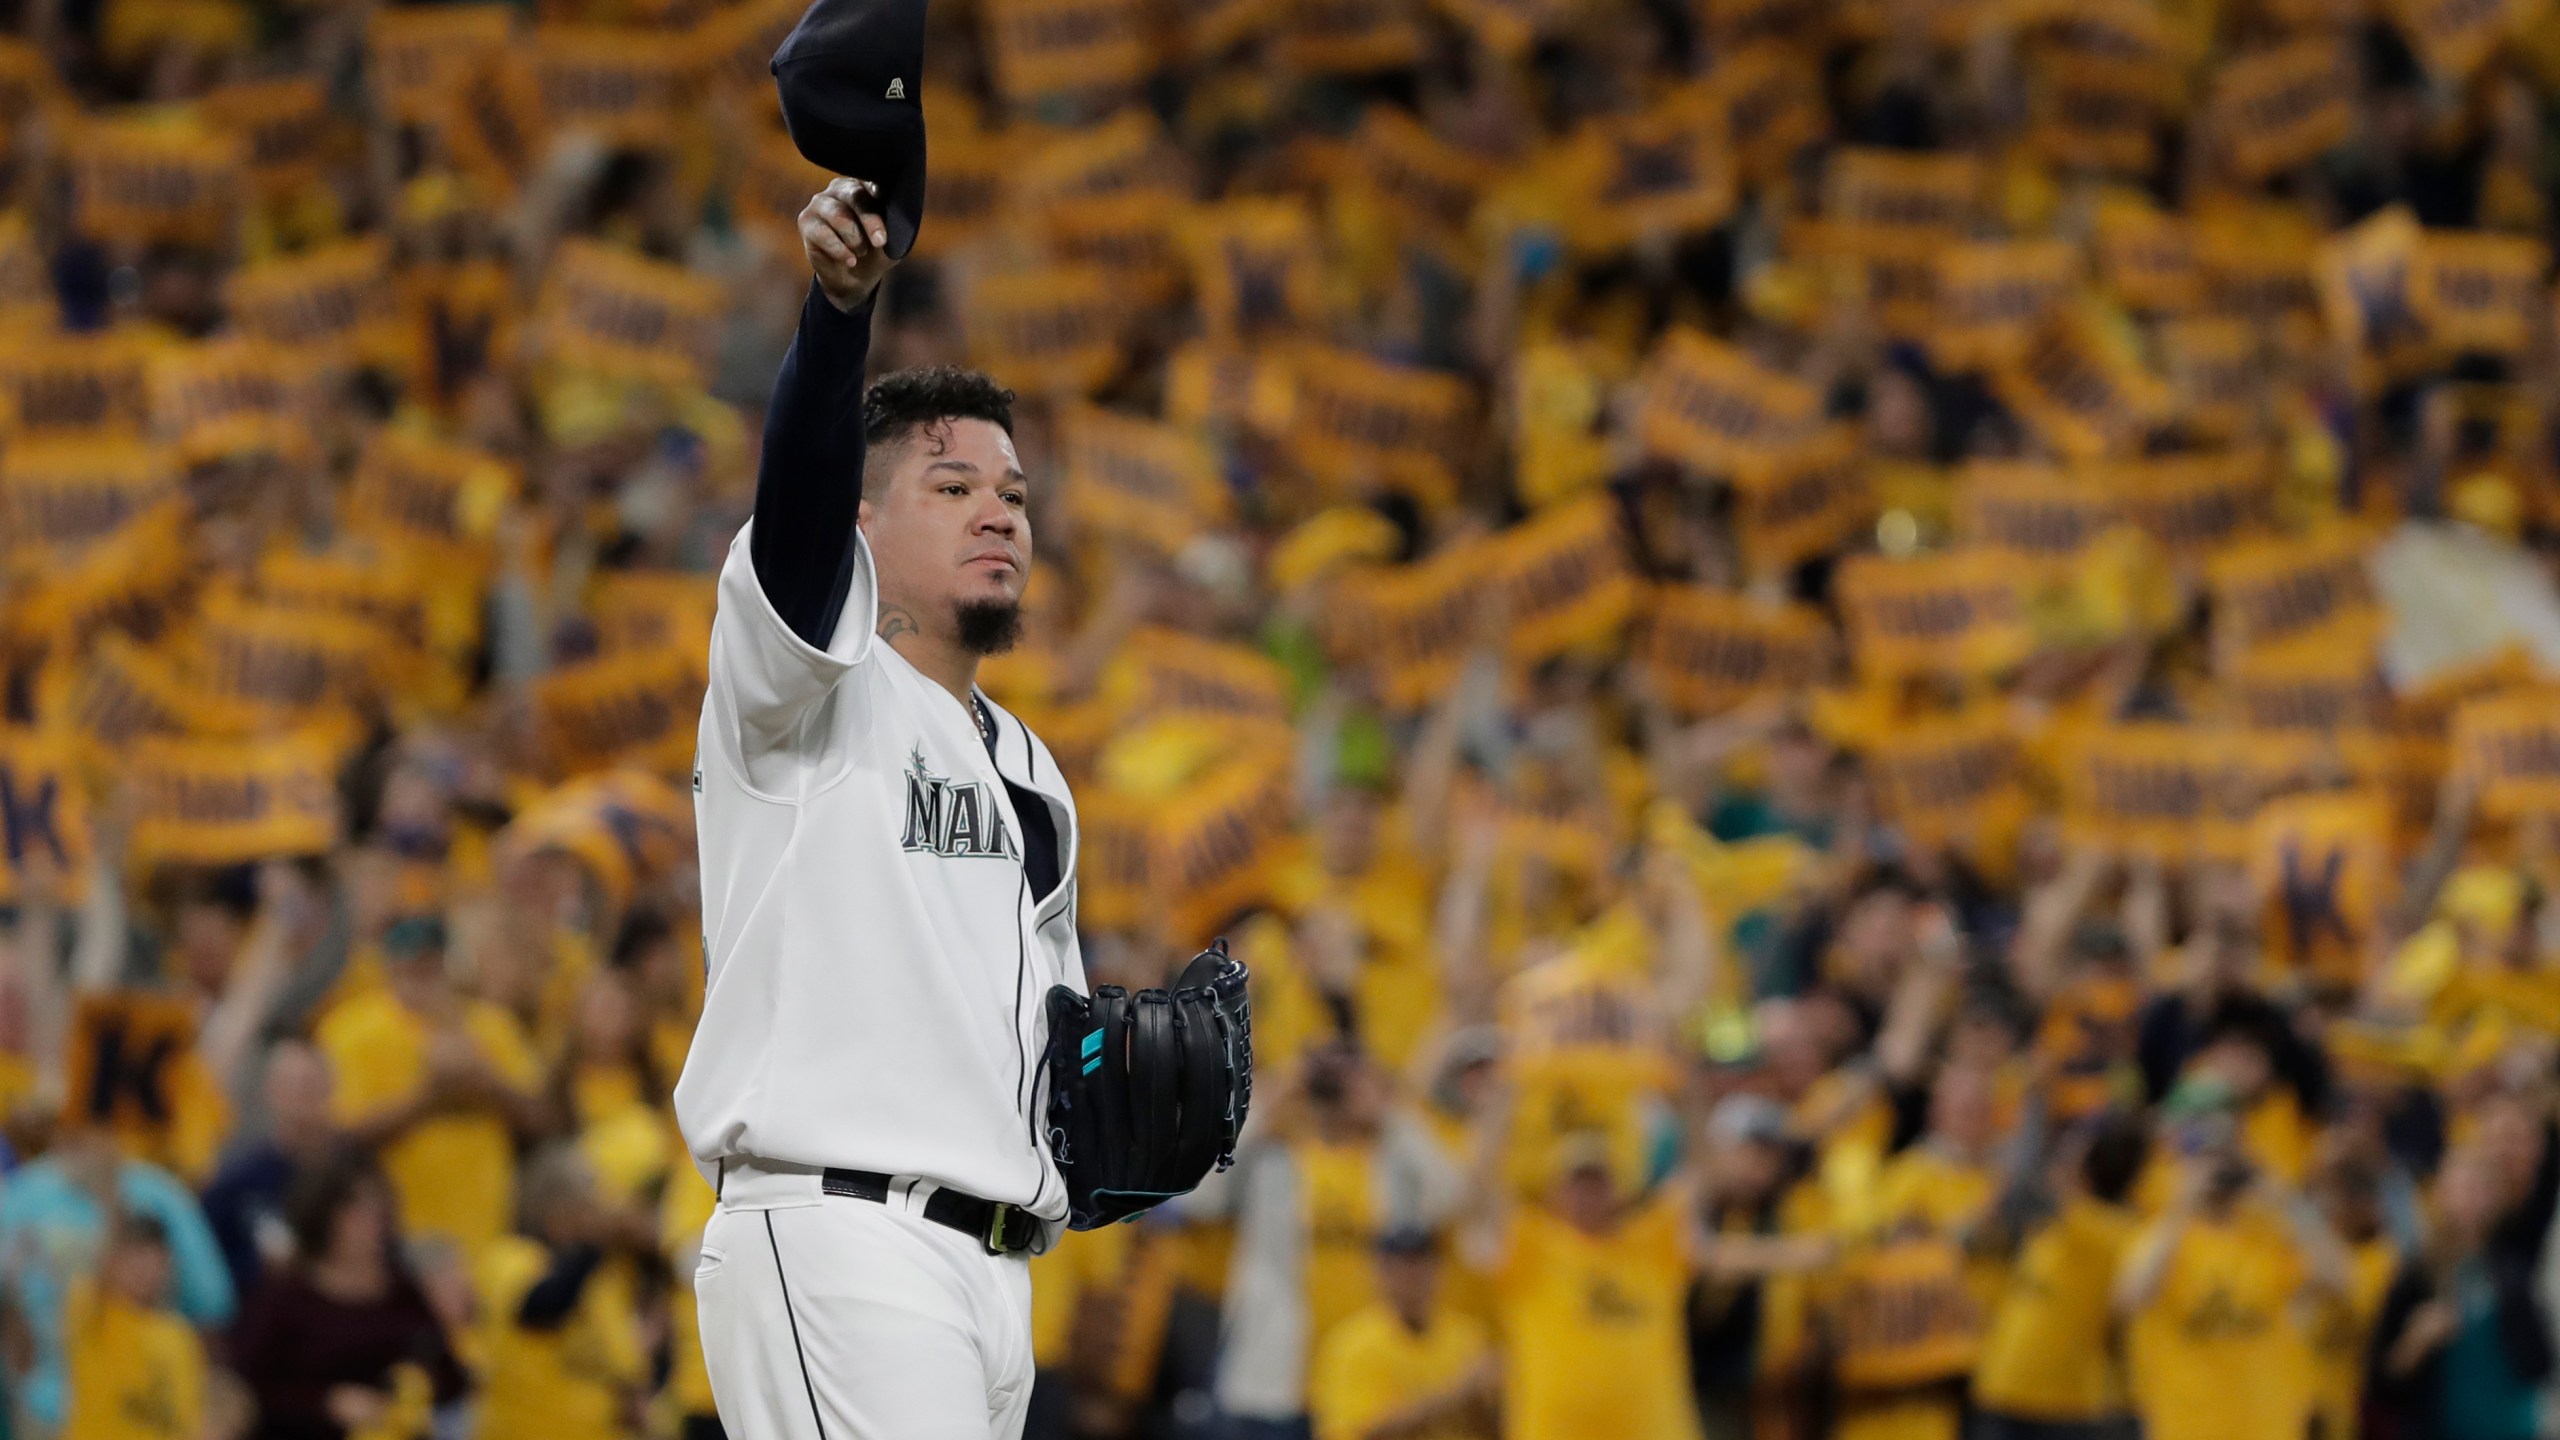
[750,178,898,649]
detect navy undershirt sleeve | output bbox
[749,281,876,649]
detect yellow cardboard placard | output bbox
[148,338,317,463]
[1107,629,1293,725]
[10,503,193,645]
[202,77,330,198]
[369,5,513,123]
[42,634,194,750]
[1354,108,1494,259]
[1568,92,1736,255]
[226,237,404,369]
[693,0,804,92]
[2197,200,2322,320]
[1276,0,1425,74]
[2158,317,2262,439]
[1931,239,2081,369]
[0,330,154,437]
[1043,194,1183,307]
[1074,790,1155,931]
[534,644,707,778]
[1151,752,1297,941]
[1865,704,2026,848]
[982,0,1148,105]
[0,728,90,903]
[130,732,340,865]
[923,116,1011,251]
[1325,541,1491,711]
[2453,689,2560,819]
[1061,403,1231,556]
[1824,148,1982,236]
[2413,230,2547,357]
[346,430,516,555]
[530,26,690,149]
[184,591,383,729]
[2212,39,2352,181]
[532,240,726,388]
[1288,343,1474,508]
[964,265,1124,397]
[256,547,432,679]
[590,571,715,659]
[1995,310,2171,459]
[2225,625,2383,732]
[1488,495,1640,663]
[1008,112,1187,212]
[64,116,242,246]
[61,990,222,1180]
[2027,52,2166,174]
[1637,327,1820,476]
[2252,789,2394,987]
[2106,449,2270,555]
[2206,525,2378,654]
[1728,426,1875,574]
[1178,199,1323,342]
[1637,587,1831,716]
[0,437,177,564]
[1706,44,1825,185]
[1164,344,1297,435]
[2094,193,2201,312]
[1835,550,2035,679]
[1958,460,2118,559]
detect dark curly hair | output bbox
[860,367,1016,494]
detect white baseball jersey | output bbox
[676,521,1083,1232]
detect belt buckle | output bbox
[986,1203,1022,1255]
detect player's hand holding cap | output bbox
[800,177,896,313]
[771,0,928,261]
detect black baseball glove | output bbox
[1043,938,1252,1230]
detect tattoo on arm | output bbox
[877,605,921,643]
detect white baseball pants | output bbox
[695,1158,1035,1440]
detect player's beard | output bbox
[954,597,1024,655]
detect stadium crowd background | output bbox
[1,0,2560,1434]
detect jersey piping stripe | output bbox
[763,1212,829,1440]
[1015,719,1047,1213]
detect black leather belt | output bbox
[821,1168,1035,1255]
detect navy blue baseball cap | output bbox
[771,0,928,259]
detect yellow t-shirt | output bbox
[2307,1237,2400,1440]
[319,990,539,1255]
[1030,1224,1135,1371]
[1496,1200,1699,1440]
[1273,846,1443,1071]
[1308,1303,1491,1440]
[60,1288,204,1440]
[474,1235,645,1440]
[1973,1197,2140,1421]
[1298,1137,1381,1356]
[2126,1206,2317,1440]
[1829,1235,1984,1394]
[659,1163,719,1420]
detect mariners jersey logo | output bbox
[901,747,1019,860]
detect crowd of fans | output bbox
[2,0,2560,1435]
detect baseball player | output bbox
[675,172,1077,1440]
[680,6,1251,1432]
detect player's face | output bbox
[860,418,1033,626]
